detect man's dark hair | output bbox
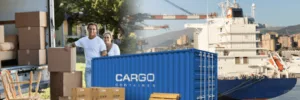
[87,22,98,30]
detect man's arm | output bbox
[101,50,107,56]
[99,38,107,56]
[64,42,77,51]
[70,42,76,47]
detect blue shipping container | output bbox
[92,49,218,100]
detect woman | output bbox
[103,31,120,56]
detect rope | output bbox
[219,76,265,97]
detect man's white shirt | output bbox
[75,36,106,68]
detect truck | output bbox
[0,0,56,98]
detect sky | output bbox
[134,0,300,38]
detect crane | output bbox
[127,13,217,21]
[126,0,217,22]
[127,0,217,52]
[164,0,193,15]
[133,25,169,30]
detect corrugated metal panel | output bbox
[91,49,218,100]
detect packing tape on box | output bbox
[102,89,106,92]
[79,88,84,91]
[26,49,30,54]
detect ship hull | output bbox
[271,78,300,100]
[218,78,297,100]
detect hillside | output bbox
[276,24,300,34]
[261,24,300,34]
[143,29,195,49]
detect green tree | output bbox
[119,33,138,54]
[55,0,124,35]
[54,0,139,54]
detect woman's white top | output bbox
[108,43,120,56]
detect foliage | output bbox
[54,0,139,54]
[55,0,125,36]
[119,33,138,54]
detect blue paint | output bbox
[218,78,297,99]
[91,49,218,100]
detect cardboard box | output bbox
[72,97,91,100]
[111,98,125,100]
[111,88,125,99]
[59,96,71,100]
[15,11,47,28]
[0,51,17,61]
[0,42,15,51]
[91,88,112,100]
[18,27,45,50]
[0,25,4,43]
[18,49,46,65]
[48,47,76,72]
[50,72,82,100]
[5,34,18,50]
[72,88,92,100]
[0,51,17,68]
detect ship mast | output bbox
[252,1,256,18]
[233,0,239,8]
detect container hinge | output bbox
[197,96,205,100]
[207,54,211,58]
[209,94,215,98]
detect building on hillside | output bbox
[278,35,293,48]
[146,47,169,52]
[261,32,279,51]
[176,34,189,46]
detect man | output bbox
[65,23,107,87]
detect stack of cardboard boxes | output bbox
[15,11,47,66]
[48,47,82,100]
[0,25,17,67]
[48,48,126,100]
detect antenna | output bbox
[252,0,256,18]
[226,0,230,8]
[206,0,209,21]
[233,0,239,8]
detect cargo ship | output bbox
[184,0,299,99]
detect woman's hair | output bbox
[103,31,113,38]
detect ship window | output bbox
[232,8,243,17]
[243,57,249,64]
[235,57,240,64]
[224,50,229,56]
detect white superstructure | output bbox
[185,0,275,77]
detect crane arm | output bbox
[164,0,193,15]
